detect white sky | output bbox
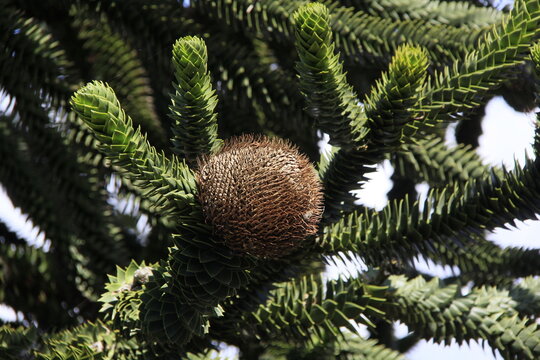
[0,97,537,358]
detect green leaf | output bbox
[293,3,367,147]
[70,81,199,222]
[169,36,222,164]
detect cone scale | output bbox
[196,135,324,258]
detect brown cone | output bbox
[196,135,323,258]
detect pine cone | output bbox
[196,135,323,258]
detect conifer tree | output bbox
[2,0,540,359]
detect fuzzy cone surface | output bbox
[196,135,323,258]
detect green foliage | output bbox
[426,234,540,286]
[0,240,82,329]
[320,44,429,219]
[365,44,429,143]
[70,82,198,220]
[0,325,40,360]
[99,260,148,335]
[385,275,540,359]
[260,333,406,359]
[2,0,540,359]
[247,274,386,339]
[394,135,494,187]
[169,36,222,164]
[0,118,120,300]
[419,0,540,125]
[294,2,367,146]
[195,0,483,65]
[343,0,503,27]
[70,4,166,147]
[321,149,540,267]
